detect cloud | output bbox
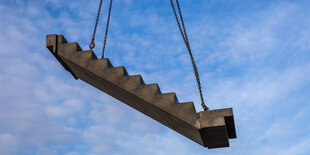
[46,99,85,118]
[0,0,310,154]
[0,134,19,155]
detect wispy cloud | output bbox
[0,0,310,154]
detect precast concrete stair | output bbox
[46,34,236,148]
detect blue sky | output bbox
[1,0,310,154]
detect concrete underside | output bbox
[46,34,237,148]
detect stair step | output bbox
[119,75,145,91]
[141,83,162,94]
[88,58,113,74]
[106,66,129,77]
[58,35,68,44]
[71,50,97,67]
[61,42,81,54]
[175,102,196,114]
[152,93,179,108]
[136,83,161,102]
[162,92,179,103]
[172,102,197,124]
[75,50,97,59]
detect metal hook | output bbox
[89,38,95,49]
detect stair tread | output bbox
[106,66,129,76]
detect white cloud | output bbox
[46,99,84,118]
[66,152,80,155]
[0,134,19,155]
[0,0,310,154]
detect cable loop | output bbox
[89,38,95,49]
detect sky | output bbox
[0,0,310,154]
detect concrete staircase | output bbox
[46,34,236,148]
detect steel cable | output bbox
[170,0,209,111]
[89,0,113,59]
[89,0,103,50]
[101,0,113,58]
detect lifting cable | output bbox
[89,0,208,111]
[170,0,209,111]
[89,0,113,59]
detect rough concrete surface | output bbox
[46,34,236,148]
